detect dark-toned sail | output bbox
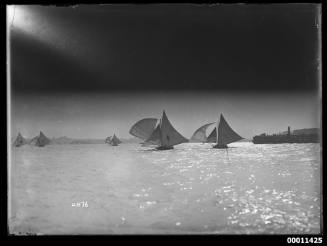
[160,111,189,147]
[145,122,161,145]
[13,132,27,147]
[129,118,158,140]
[109,134,121,146]
[144,111,188,149]
[206,127,217,143]
[217,114,243,145]
[190,122,214,142]
[30,131,51,147]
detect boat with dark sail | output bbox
[30,131,51,147]
[190,122,215,143]
[13,132,27,147]
[145,110,188,150]
[109,134,121,146]
[207,114,243,148]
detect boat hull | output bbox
[213,144,228,149]
[252,134,319,144]
[156,146,174,150]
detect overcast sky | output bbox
[8,4,321,139]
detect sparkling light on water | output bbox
[9,142,321,234]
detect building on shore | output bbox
[252,127,319,144]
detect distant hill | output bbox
[51,136,74,144]
[119,137,142,143]
[70,139,104,144]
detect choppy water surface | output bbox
[9,142,321,234]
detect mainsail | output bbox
[146,122,161,145]
[145,110,188,149]
[13,132,27,147]
[129,118,158,140]
[206,127,217,143]
[217,114,243,145]
[160,111,189,147]
[190,123,215,142]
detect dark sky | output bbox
[9,4,320,94]
[8,4,321,139]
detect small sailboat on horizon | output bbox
[13,132,27,147]
[105,136,112,144]
[30,131,51,147]
[207,114,243,148]
[108,134,122,146]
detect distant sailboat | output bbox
[30,131,51,147]
[129,118,158,142]
[208,114,243,148]
[145,110,188,150]
[13,132,27,147]
[105,136,112,144]
[190,122,215,143]
[109,134,121,146]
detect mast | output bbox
[216,117,219,144]
[159,118,163,147]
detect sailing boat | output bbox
[207,114,243,148]
[109,134,121,146]
[30,131,51,147]
[13,132,27,147]
[145,110,188,150]
[105,136,112,144]
[129,118,158,143]
[190,122,215,143]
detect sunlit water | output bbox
[9,142,321,234]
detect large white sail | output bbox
[217,114,243,145]
[160,110,188,147]
[129,118,158,140]
[190,122,215,142]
